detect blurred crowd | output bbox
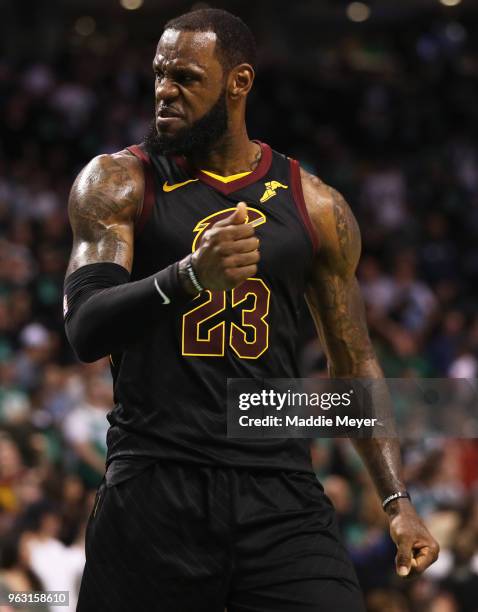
[1,3,478,611]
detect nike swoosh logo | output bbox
[163,179,198,192]
[154,278,171,305]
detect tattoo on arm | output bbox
[307,276,376,374]
[66,154,142,276]
[332,188,355,263]
[305,182,376,375]
[303,170,405,503]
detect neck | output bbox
[187,123,261,176]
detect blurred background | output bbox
[1,0,478,610]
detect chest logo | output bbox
[163,178,199,192]
[260,181,288,203]
[192,207,266,253]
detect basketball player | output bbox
[64,9,438,611]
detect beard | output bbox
[144,88,228,157]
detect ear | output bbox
[228,63,255,100]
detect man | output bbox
[64,9,438,611]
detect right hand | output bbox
[192,202,260,290]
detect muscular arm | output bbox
[66,151,141,275]
[301,168,438,576]
[64,152,194,362]
[301,169,403,503]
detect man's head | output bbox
[145,9,256,157]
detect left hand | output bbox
[387,498,439,578]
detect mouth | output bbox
[157,107,184,119]
[156,108,185,131]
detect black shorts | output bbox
[77,461,365,612]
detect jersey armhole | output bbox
[289,158,319,254]
[127,145,155,236]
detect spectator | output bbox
[17,500,84,612]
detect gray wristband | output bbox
[186,255,204,293]
[382,491,411,510]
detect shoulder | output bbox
[299,166,350,230]
[69,149,144,223]
[299,166,361,272]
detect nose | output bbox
[155,77,179,105]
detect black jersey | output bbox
[106,141,318,472]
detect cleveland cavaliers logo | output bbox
[191,207,266,253]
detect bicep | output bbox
[66,155,140,275]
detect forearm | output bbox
[352,437,406,512]
[332,356,406,512]
[64,259,196,362]
[350,364,406,516]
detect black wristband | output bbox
[382,491,411,511]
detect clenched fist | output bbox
[387,499,439,579]
[181,202,260,293]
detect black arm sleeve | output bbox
[64,261,194,362]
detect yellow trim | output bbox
[200,169,252,183]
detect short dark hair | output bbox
[164,8,257,71]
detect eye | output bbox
[175,72,195,85]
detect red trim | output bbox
[127,145,155,236]
[174,141,273,195]
[289,158,319,254]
